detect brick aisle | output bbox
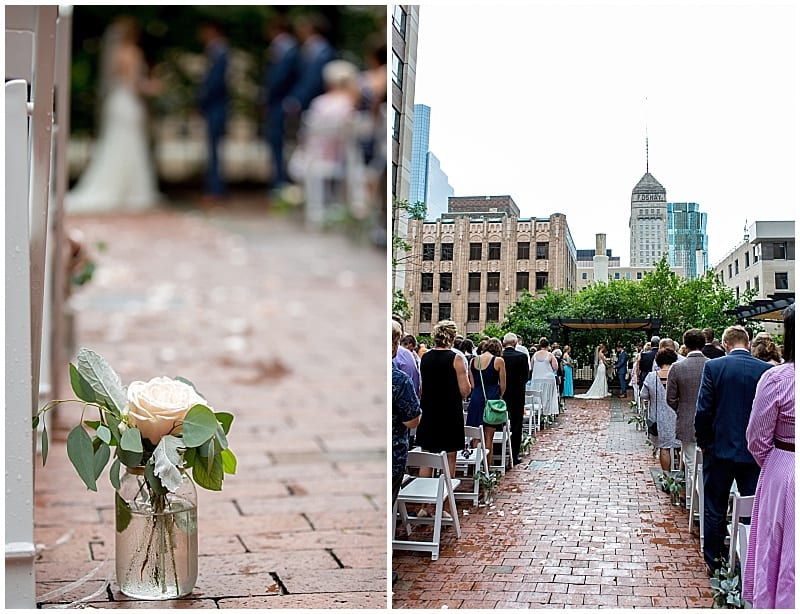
[33,201,386,608]
[392,397,715,609]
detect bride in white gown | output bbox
[576,343,611,399]
[66,16,161,213]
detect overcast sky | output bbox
[413,2,797,267]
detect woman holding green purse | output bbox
[466,337,507,469]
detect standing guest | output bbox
[466,338,506,469]
[641,348,680,477]
[631,342,650,391]
[751,337,781,365]
[501,333,529,464]
[391,317,420,399]
[638,336,660,388]
[451,335,469,371]
[461,338,475,360]
[259,12,298,192]
[197,20,229,203]
[695,325,773,574]
[531,338,560,417]
[561,345,574,398]
[666,328,709,509]
[417,342,428,358]
[742,304,794,608]
[515,335,530,361]
[414,320,471,486]
[283,14,336,116]
[615,343,628,399]
[678,344,688,357]
[701,328,726,359]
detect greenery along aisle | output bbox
[34,348,236,599]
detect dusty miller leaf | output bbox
[76,348,127,415]
[153,435,183,493]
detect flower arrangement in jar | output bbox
[34,348,236,600]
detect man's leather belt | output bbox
[774,439,795,452]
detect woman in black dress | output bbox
[415,320,472,481]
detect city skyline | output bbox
[413,3,797,267]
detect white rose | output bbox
[126,376,207,445]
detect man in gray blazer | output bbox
[665,328,708,509]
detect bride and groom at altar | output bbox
[575,342,628,399]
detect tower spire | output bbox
[645,96,649,174]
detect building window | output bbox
[468,272,481,292]
[420,273,433,292]
[745,252,750,268]
[728,264,733,278]
[439,273,452,292]
[775,272,789,290]
[419,303,432,322]
[488,242,501,260]
[774,241,788,260]
[391,163,398,196]
[535,272,548,290]
[516,272,529,291]
[467,303,480,322]
[736,286,740,300]
[469,243,482,260]
[581,272,588,280]
[626,272,632,280]
[441,243,453,261]
[735,259,739,275]
[754,275,759,291]
[487,272,500,292]
[536,242,549,260]
[517,242,530,260]
[391,51,403,88]
[391,106,400,142]
[637,272,643,280]
[438,303,451,321]
[614,272,620,279]
[392,5,406,37]
[753,246,759,263]
[746,279,751,292]
[487,303,500,322]
[422,243,435,261]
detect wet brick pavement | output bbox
[392,397,715,609]
[33,201,387,608]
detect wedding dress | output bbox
[66,23,159,213]
[576,348,610,399]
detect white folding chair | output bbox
[455,425,489,506]
[728,493,754,578]
[491,420,514,475]
[393,451,461,561]
[524,385,543,435]
[688,447,704,552]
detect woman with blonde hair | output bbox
[414,320,472,486]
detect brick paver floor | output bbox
[33,199,386,608]
[392,396,715,608]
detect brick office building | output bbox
[404,195,577,337]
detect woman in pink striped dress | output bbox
[743,303,795,608]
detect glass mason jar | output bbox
[115,466,198,600]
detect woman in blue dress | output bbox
[561,345,574,397]
[465,338,506,468]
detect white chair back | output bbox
[728,493,755,577]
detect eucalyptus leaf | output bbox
[76,348,127,415]
[41,420,49,465]
[106,414,121,446]
[93,442,111,479]
[96,424,112,444]
[183,447,197,468]
[192,451,223,491]
[67,425,97,491]
[215,422,228,450]
[205,438,216,474]
[120,427,143,453]
[84,420,101,430]
[69,362,97,404]
[215,412,234,435]
[115,492,132,533]
[32,415,40,429]
[220,448,237,474]
[109,457,122,489]
[153,435,183,493]
[116,446,143,468]
[181,405,217,447]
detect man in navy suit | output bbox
[501,333,532,464]
[695,325,772,574]
[615,343,628,398]
[637,336,659,390]
[198,20,229,201]
[282,14,336,116]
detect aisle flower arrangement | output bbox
[34,348,236,599]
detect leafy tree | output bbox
[503,288,573,343]
[392,289,411,322]
[482,322,504,340]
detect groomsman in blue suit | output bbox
[198,20,229,201]
[615,343,628,398]
[695,325,772,575]
[282,14,336,115]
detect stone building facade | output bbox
[404,195,577,337]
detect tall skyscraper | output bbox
[667,202,708,279]
[424,152,454,220]
[409,103,431,208]
[629,171,668,267]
